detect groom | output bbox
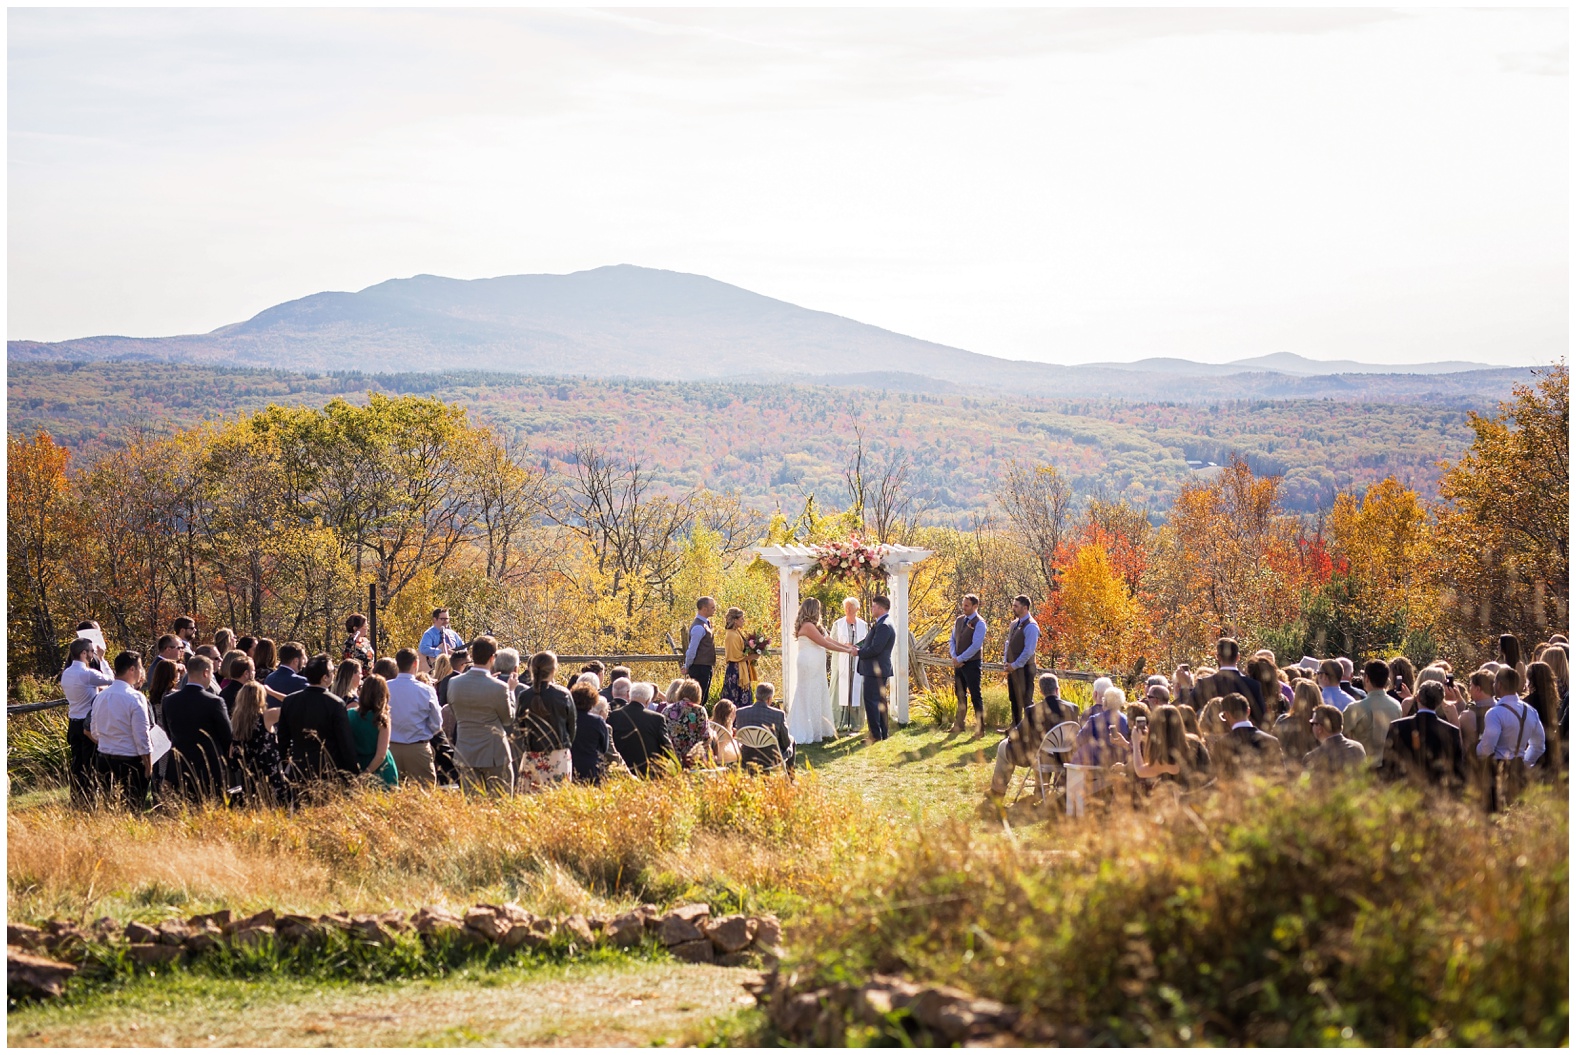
[856,594,896,742]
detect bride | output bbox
[789,598,855,745]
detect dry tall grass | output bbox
[7,770,877,923]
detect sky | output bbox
[6,7,1568,366]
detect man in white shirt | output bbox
[387,648,443,785]
[91,651,154,811]
[61,637,114,806]
[1477,667,1545,810]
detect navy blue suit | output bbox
[856,614,896,740]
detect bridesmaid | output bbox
[720,607,755,708]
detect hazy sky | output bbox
[7,7,1568,365]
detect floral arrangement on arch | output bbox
[811,538,890,582]
[741,630,771,658]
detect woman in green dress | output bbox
[347,673,399,788]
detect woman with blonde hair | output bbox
[1273,679,1320,761]
[229,681,285,805]
[719,607,756,709]
[788,597,854,746]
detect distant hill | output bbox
[7,265,1537,402]
[1084,352,1496,376]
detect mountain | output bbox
[7,265,1534,402]
[1086,352,1495,376]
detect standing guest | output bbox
[999,595,1040,733]
[265,642,309,698]
[1317,660,1351,712]
[609,679,675,777]
[61,637,113,806]
[1273,680,1321,762]
[1247,658,1284,720]
[1389,656,1417,706]
[1253,649,1295,710]
[437,648,470,709]
[217,649,246,692]
[331,659,364,705]
[1524,661,1562,773]
[418,608,464,669]
[734,682,795,772]
[1344,660,1403,769]
[372,656,399,681]
[276,654,358,786]
[1499,633,1528,682]
[1336,657,1362,701]
[147,635,184,697]
[602,666,632,705]
[230,681,285,806]
[213,628,235,657]
[1213,692,1283,778]
[569,680,623,783]
[515,650,577,790]
[1380,682,1467,791]
[161,654,234,800]
[1303,704,1367,775]
[172,615,198,657]
[252,638,278,683]
[711,699,742,766]
[856,595,897,742]
[91,651,154,811]
[447,636,515,794]
[948,593,988,739]
[145,650,185,724]
[236,635,257,660]
[343,613,374,670]
[666,678,714,768]
[682,596,718,702]
[1213,638,1266,727]
[720,609,755,709]
[387,648,443,786]
[1478,667,1545,808]
[347,674,399,788]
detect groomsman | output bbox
[682,596,718,702]
[1000,595,1040,733]
[948,593,988,739]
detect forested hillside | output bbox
[9,360,1486,516]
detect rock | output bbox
[183,932,221,955]
[561,914,597,947]
[317,913,354,932]
[704,915,753,954]
[716,951,756,968]
[123,921,159,944]
[908,986,1017,1043]
[9,946,78,998]
[604,913,645,948]
[464,906,513,943]
[187,910,232,929]
[503,917,555,950]
[637,903,663,932]
[751,914,782,951]
[222,909,275,935]
[91,918,121,942]
[228,925,274,950]
[658,906,709,947]
[779,990,827,1037]
[378,910,408,931]
[127,943,183,966]
[669,938,715,963]
[587,916,608,931]
[7,924,44,951]
[349,916,393,945]
[156,922,192,946]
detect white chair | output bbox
[1013,721,1081,805]
[1063,764,1106,817]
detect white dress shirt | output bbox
[1477,694,1546,765]
[62,659,114,721]
[388,672,444,744]
[91,680,153,758]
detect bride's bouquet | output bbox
[741,631,771,658]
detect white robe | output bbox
[829,616,867,728]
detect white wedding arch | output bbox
[752,544,933,725]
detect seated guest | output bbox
[264,642,310,699]
[1380,681,1466,791]
[447,636,515,795]
[229,681,285,806]
[663,678,686,709]
[711,700,742,767]
[989,673,1080,800]
[161,653,233,800]
[237,635,257,661]
[346,673,399,788]
[609,679,676,777]
[734,682,794,772]
[387,647,443,786]
[1114,703,1210,789]
[569,679,624,783]
[1073,685,1129,767]
[603,665,632,704]
[92,651,154,811]
[666,678,714,768]
[61,636,113,807]
[276,653,358,786]
[516,651,576,791]
[1303,703,1367,775]
[1212,692,1283,778]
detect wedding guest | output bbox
[236,635,257,661]
[1213,638,1266,727]
[663,678,686,709]
[948,593,988,738]
[1336,657,1362,701]
[253,638,278,683]
[172,615,198,657]
[711,699,742,767]
[1302,704,1367,775]
[230,681,285,806]
[1000,595,1039,733]
[162,653,233,800]
[418,608,464,668]
[372,656,399,681]
[213,627,235,657]
[667,678,714,768]
[147,635,184,699]
[1380,681,1467,791]
[1074,682,1128,767]
[1213,693,1283,778]
[276,654,358,786]
[516,650,576,791]
[1272,679,1321,762]
[720,608,756,709]
[91,651,154,811]
[347,673,399,788]
[1345,661,1402,768]
[609,679,674,778]
[1478,667,1545,809]
[343,613,374,669]
[387,647,443,786]
[330,658,363,705]
[569,679,623,783]
[988,673,1078,800]
[1498,633,1528,682]
[602,666,632,704]
[265,642,310,698]
[61,637,113,806]
[1115,703,1209,789]
[447,635,515,794]
[682,596,718,702]
[1317,660,1350,712]
[145,649,185,718]
[735,682,794,772]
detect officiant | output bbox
[829,596,867,734]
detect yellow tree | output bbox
[7,431,72,674]
[1055,542,1154,673]
[1322,477,1439,657]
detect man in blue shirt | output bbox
[418,608,465,670]
[1000,594,1040,733]
[1316,660,1351,712]
[947,593,988,738]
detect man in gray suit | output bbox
[734,682,795,772]
[445,636,516,794]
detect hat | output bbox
[1298,656,1320,672]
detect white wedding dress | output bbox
[789,634,839,745]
